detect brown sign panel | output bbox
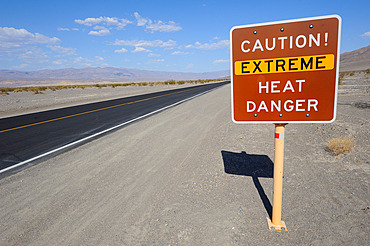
[230,15,341,123]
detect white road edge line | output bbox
[0,86,222,174]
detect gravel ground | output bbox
[0,74,368,245]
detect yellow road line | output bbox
[0,87,197,134]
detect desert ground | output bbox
[0,72,369,245]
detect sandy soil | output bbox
[340,60,370,72]
[0,74,369,245]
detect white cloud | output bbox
[148,58,165,64]
[134,12,182,33]
[53,59,67,65]
[12,63,29,69]
[160,40,177,48]
[17,47,49,63]
[111,40,138,46]
[95,56,105,61]
[89,29,110,36]
[48,45,77,56]
[75,16,132,30]
[75,17,102,26]
[93,25,107,30]
[111,39,177,48]
[360,31,370,38]
[75,13,181,35]
[146,20,182,32]
[186,63,194,69]
[106,17,132,29]
[213,59,229,64]
[186,40,229,50]
[172,51,189,55]
[114,48,128,53]
[132,47,151,53]
[148,53,161,57]
[73,56,108,67]
[134,12,147,26]
[0,27,60,52]
[58,27,79,31]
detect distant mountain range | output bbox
[340,45,370,72]
[0,67,230,87]
[1,45,369,87]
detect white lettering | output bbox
[258,79,307,94]
[296,79,305,92]
[296,99,305,111]
[282,80,294,93]
[252,39,264,52]
[265,38,275,51]
[308,99,319,111]
[259,81,269,93]
[278,36,287,49]
[241,40,250,53]
[239,33,326,53]
[246,99,319,113]
[284,100,294,111]
[271,81,280,93]
[246,101,256,112]
[271,100,281,112]
[257,101,268,112]
[309,33,320,47]
[296,35,307,48]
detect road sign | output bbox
[230,15,342,123]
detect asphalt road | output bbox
[0,81,229,177]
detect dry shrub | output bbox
[0,78,227,95]
[327,136,356,155]
[31,89,44,94]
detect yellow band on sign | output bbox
[234,54,335,75]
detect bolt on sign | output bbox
[230,15,342,123]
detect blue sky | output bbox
[0,0,369,72]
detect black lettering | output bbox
[276,59,285,72]
[316,56,326,69]
[289,58,298,71]
[301,57,313,70]
[265,60,273,72]
[241,62,250,73]
[253,61,262,73]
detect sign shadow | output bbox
[221,150,273,219]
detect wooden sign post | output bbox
[230,15,341,231]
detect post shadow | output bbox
[221,150,273,219]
